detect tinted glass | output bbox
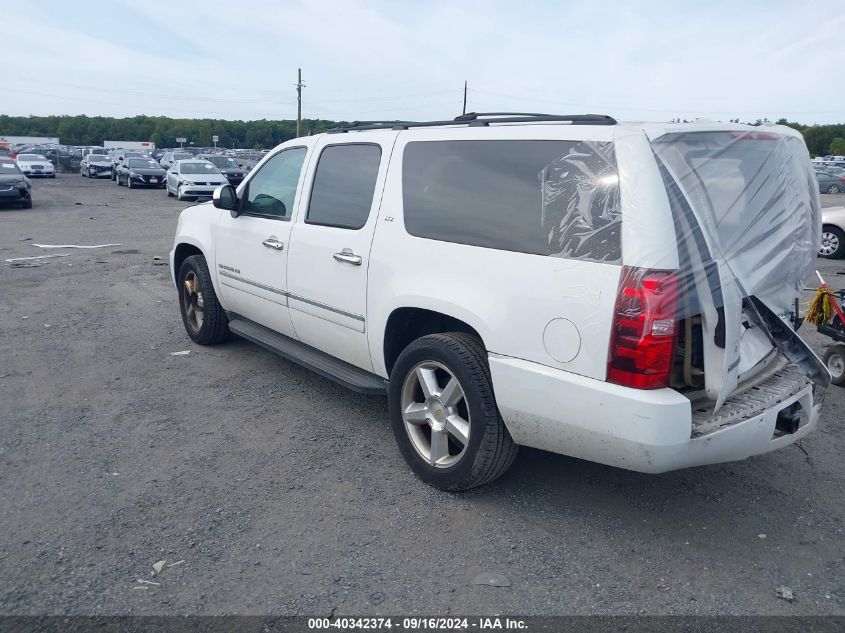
[243,147,307,219]
[402,140,621,261]
[307,144,381,230]
[180,162,218,174]
[128,159,160,168]
[207,156,238,168]
[0,161,21,174]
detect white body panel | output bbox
[286,131,398,371]
[103,140,155,151]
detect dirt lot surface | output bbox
[1,176,844,616]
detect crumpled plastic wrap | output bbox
[537,124,827,406]
[541,141,621,263]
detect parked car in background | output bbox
[16,153,56,178]
[235,151,264,173]
[820,206,845,259]
[80,153,113,178]
[817,171,845,194]
[110,150,144,181]
[166,160,227,201]
[0,158,32,208]
[196,154,246,186]
[82,147,109,160]
[821,166,845,178]
[116,157,167,188]
[159,151,193,170]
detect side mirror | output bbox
[213,184,239,216]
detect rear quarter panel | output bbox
[367,126,626,381]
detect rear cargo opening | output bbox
[646,128,824,412]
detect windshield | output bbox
[123,152,142,158]
[18,154,46,161]
[128,159,160,169]
[173,153,192,160]
[90,155,111,163]
[206,156,238,168]
[180,162,219,174]
[0,161,21,174]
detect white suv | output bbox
[170,113,829,491]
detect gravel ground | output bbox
[0,176,843,616]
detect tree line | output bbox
[1,114,844,156]
[0,115,343,150]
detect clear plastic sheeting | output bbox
[540,141,622,263]
[607,125,827,408]
[650,130,820,317]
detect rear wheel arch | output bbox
[383,307,486,376]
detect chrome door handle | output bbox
[262,238,284,251]
[333,249,362,265]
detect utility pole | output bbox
[462,80,467,115]
[296,68,305,137]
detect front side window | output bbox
[242,147,307,219]
[306,144,382,230]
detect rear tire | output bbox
[388,332,518,491]
[823,345,845,386]
[827,184,842,194]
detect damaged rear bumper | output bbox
[489,354,822,474]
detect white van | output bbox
[170,113,828,490]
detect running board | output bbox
[228,317,388,395]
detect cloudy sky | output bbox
[3,0,844,124]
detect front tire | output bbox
[127,177,134,189]
[20,199,33,209]
[823,345,845,386]
[388,332,518,491]
[176,184,184,200]
[178,255,229,345]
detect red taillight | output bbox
[607,267,679,389]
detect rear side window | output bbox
[307,144,382,230]
[402,140,621,263]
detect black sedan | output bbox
[116,158,167,189]
[197,154,246,186]
[0,159,32,208]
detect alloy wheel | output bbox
[182,270,204,332]
[820,231,840,256]
[827,350,844,380]
[400,361,471,468]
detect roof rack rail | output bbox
[327,112,616,133]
